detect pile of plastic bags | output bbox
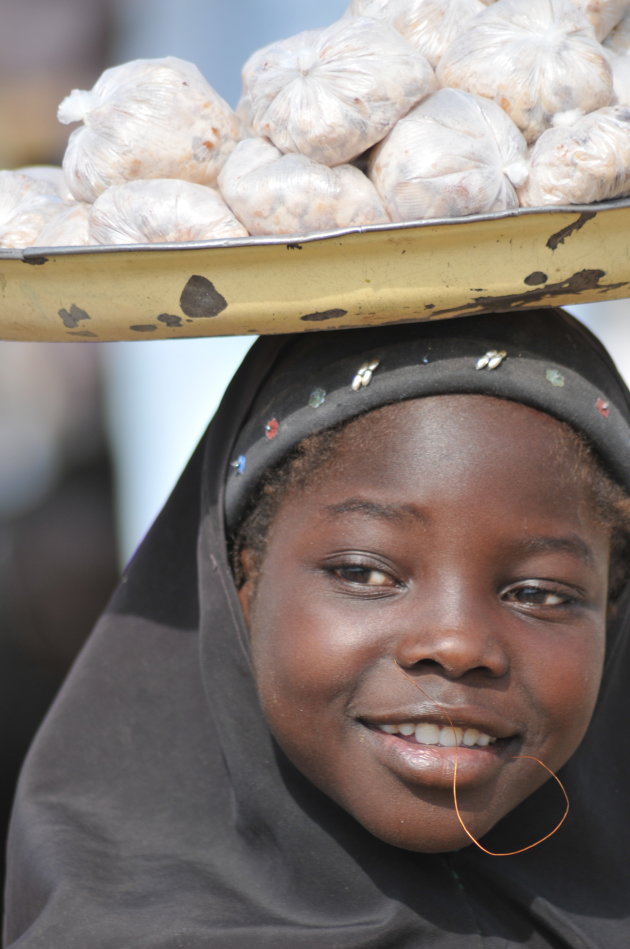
[1,0,629,248]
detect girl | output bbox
[5,308,630,947]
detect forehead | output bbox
[286,394,595,522]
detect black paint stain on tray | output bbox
[130,324,158,333]
[180,275,227,318]
[59,304,91,329]
[157,313,183,328]
[68,330,98,338]
[546,211,596,251]
[300,307,348,322]
[286,243,303,250]
[23,256,49,266]
[524,271,548,286]
[429,269,627,319]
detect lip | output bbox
[360,723,520,790]
[355,704,522,790]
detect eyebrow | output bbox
[322,498,427,523]
[321,504,596,565]
[517,534,596,567]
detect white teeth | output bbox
[377,721,497,748]
[439,726,464,747]
[415,723,440,745]
[463,728,481,747]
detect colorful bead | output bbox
[545,368,565,388]
[264,418,279,440]
[308,388,327,408]
[596,398,610,418]
[230,455,247,475]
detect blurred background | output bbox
[0,0,628,904]
[0,0,349,900]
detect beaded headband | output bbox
[224,309,630,531]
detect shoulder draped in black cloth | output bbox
[5,309,630,948]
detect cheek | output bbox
[249,589,356,708]
[526,627,606,767]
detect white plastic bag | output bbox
[0,171,64,248]
[88,179,249,245]
[239,16,435,166]
[603,7,630,101]
[571,0,630,40]
[218,137,389,235]
[604,8,630,50]
[437,0,613,142]
[17,165,73,201]
[369,88,528,221]
[35,202,91,247]
[344,0,484,66]
[58,57,243,202]
[518,106,630,205]
[610,54,630,104]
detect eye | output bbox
[333,565,395,587]
[323,557,402,596]
[500,581,581,610]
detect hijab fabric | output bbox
[5,309,630,948]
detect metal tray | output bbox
[1,199,629,342]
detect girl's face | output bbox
[239,395,610,852]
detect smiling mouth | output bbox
[370,721,499,749]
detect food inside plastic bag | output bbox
[604,8,630,51]
[518,106,630,205]
[2,0,627,252]
[238,16,436,166]
[602,7,630,102]
[344,0,485,67]
[0,171,65,248]
[58,57,243,203]
[437,0,613,142]
[17,165,73,201]
[369,88,528,221]
[218,137,390,235]
[34,202,91,247]
[603,44,630,104]
[571,0,630,41]
[88,179,249,244]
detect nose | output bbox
[394,586,510,680]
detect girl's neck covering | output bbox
[5,309,630,948]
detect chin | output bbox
[357,809,497,854]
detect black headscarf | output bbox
[5,309,630,948]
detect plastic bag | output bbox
[88,179,249,245]
[518,106,630,205]
[238,16,435,166]
[603,7,630,101]
[344,0,484,67]
[369,88,528,221]
[34,202,91,247]
[58,57,243,203]
[218,137,390,235]
[610,53,630,104]
[0,171,64,248]
[17,165,73,201]
[604,8,630,50]
[571,0,630,40]
[437,0,613,142]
